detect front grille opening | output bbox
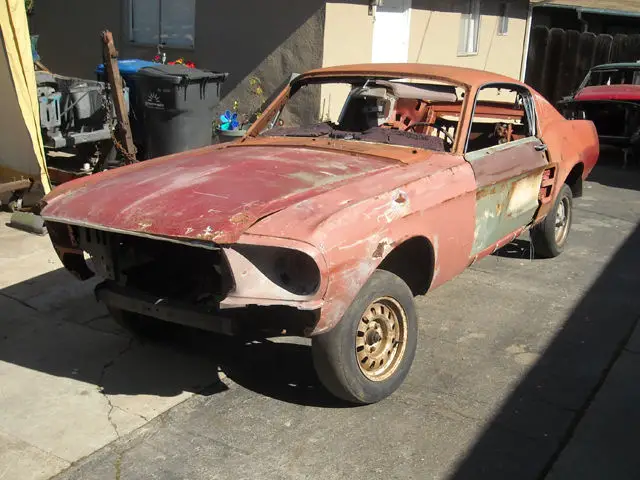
[78,228,234,306]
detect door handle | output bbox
[535,143,548,152]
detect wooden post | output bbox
[101,30,137,163]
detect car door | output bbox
[464,84,549,257]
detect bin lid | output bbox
[96,59,157,75]
[137,64,229,85]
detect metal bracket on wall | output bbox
[369,0,383,16]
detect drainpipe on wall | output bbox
[577,10,589,32]
[519,3,534,82]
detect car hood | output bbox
[41,145,399,243]
[575,85,640,102]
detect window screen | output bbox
[459,0,481,55]
[130,0,195,48]
[130,0,160,45]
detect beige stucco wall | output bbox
[323,2,374,67]
[321,2,374,120]
[320,0,530,119]
[409,0,529,80]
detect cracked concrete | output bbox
[98,338,136,440]
[0,214,225,479]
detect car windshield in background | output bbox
[585,68,640,87]
[258,77,467,152]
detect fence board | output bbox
[523,26,640,104]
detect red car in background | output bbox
[559,62,640,166]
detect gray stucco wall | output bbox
[29,0,326,133]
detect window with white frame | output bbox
[498,1,509,36]
[458,0,481,56]
[130,0,196,48]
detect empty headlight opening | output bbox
[230,245,321,297]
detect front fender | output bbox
[312,188,476,335]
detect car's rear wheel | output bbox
[531,183,573,258]
[312,270,418,404]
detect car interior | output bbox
[263,78,534,154]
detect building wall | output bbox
[29,0,122,79]
[29,0,326,127]
[320,0,530,118]
[409,0,530,80]
[29,0,529,133]
[323,1,374,67]
[0,30,44,182]
[321,1,374,120]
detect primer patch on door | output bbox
[507,173,543,218]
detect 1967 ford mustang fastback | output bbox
[40,64,599,404]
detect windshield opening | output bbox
[257,77,467,153]
[584,68,640,87]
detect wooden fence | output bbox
[525,26,640,105]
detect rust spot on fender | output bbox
[372,243,385,258]
[477,185,498,200]
[230,212,251,225]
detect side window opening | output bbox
[465,85,537,154]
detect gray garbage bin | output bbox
[137,64,228,159]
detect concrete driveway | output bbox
[1,161,639,480]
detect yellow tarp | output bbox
[0,0,50,195]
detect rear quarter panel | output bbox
[246,153,477,334]
[536,92,599,178]
[534,92,599,220]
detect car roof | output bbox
[296,63,525,90]
[591,62,640,71]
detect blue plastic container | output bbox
[95,59,156,77]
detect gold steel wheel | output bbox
[355,297,408,382]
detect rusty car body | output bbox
[40,64,599,404]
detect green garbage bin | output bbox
[137,64,228,159]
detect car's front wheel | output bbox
[312,270,418,404]
[530,183,573,258]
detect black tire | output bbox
[531,183,573,258]
[312,270,418,404]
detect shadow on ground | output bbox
[0,267,346,408]
[588,163,640,191]
[588,147,640,191]
[448,168,640,479]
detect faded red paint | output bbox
[247,152,477,333]
[575,84,640,102]
[533,91,599,224]
[42,146,398,243]
[470,142,547,190]
[471,226,527,265]
[41,63,600,338]
[296,63,522,89]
